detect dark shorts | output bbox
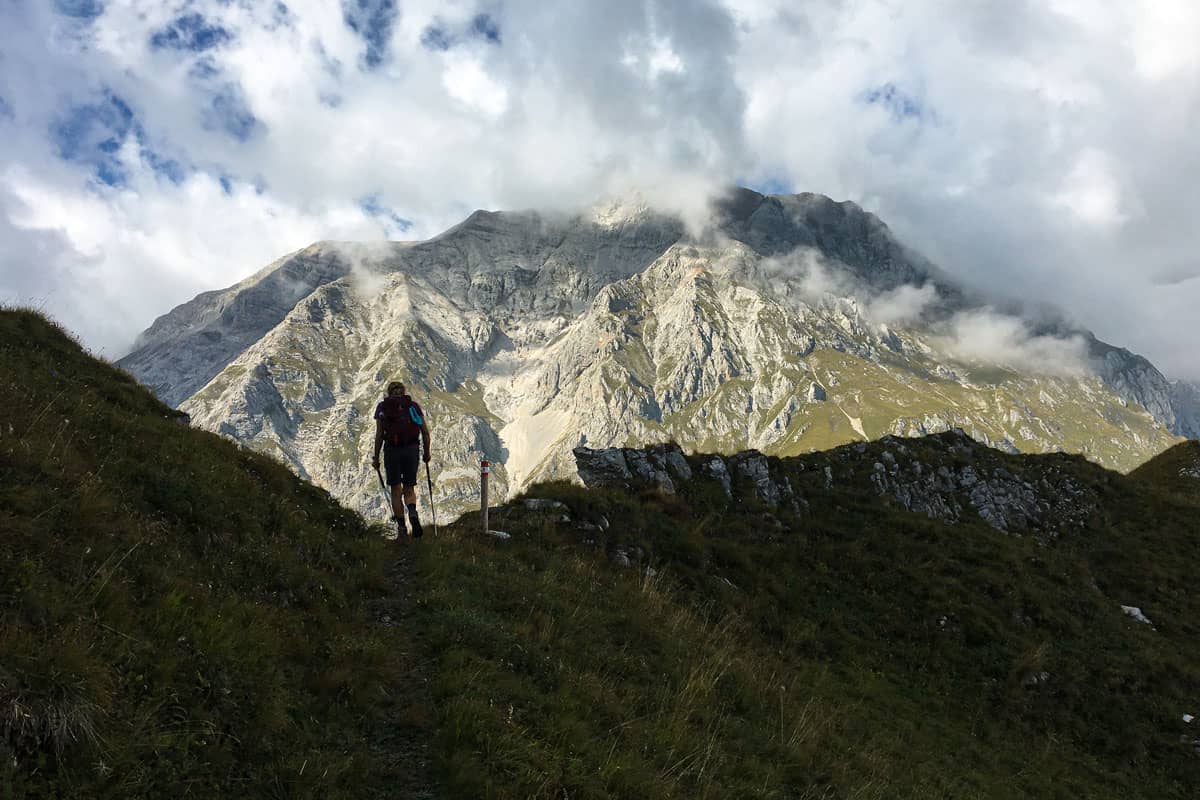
[384,444,420,488]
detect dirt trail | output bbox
[366,542,438,799]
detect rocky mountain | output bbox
[1171,380,1200,439]
[117,189,1189,520]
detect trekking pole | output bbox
[375,465,393,525]
[425,462,439,537]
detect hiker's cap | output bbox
[387,381,405,395]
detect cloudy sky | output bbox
[0,0,1197,379]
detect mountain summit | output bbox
[118,189,1189,519]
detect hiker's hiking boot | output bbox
[393,515,408,540]
[409,513,424,538]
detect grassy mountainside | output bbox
[419,438,1200,798]
[0,310,430,798]
[4,308,1199,799]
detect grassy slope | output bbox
[0,310,429,798]
[418,438,1200,798]
[5,308,1199,799]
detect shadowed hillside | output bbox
[4,308,1199,798]
[0,310,432,798]
[417,433,1200,798]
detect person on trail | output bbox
[371,381,432,539]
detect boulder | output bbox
[523,498,568,511]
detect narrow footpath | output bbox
[366,543,439,799]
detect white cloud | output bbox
[647,37,685,78]
[621,35,685,80]
[1052,148,1128,227]
[866,283,939,327]
[940,309,1091,378]
[1127,0,1200,80]
[758,248,940,330]
[0,0,1195,383]
[442,52,509,117]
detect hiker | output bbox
[371,381,432,539]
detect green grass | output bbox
[416,439,1200,798]
[0,309,426,798]
[4,308,1199,799]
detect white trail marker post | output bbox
[481,459,490,535]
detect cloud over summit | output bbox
[0,0,1196,380]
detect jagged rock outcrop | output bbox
[575,431,1099,539]
[1172,380,1200,439]
[859,431,1094,537]
[1091,340,1180,434]
[575,442,806,513]
[117,188,1188,521]
[574,443,694,495]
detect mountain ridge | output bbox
[116,187,1190,520]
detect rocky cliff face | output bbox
[117,189,1188,521]
[1090,340,1179,433]
[1171,380,1200,439]
[119,249,354,407]
[575,430,1100,541]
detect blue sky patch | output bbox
[144,149,186,184]
[0,96,13,122]
[52,90,191,187]
[471,13,501,44]
[189,56,221,81]
[421,13,502,51]
[863,83,926,122]
[342,0,399,69]
[53,0,105,20]
[205,84,260,142]
[52,91,136,186]
[150,12,233,53]
[360,195,413,232]
[420,24,452,51]
[219,174,234,195]
[267,1,294,30]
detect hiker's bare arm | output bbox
[421,424,431,463]
[372,419,383,466]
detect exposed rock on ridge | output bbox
[1171,380,1200,439]
[574,431,1100,539]
[1091,340,1180,435]
[119,247,352,407]
[860,432,1094,537]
